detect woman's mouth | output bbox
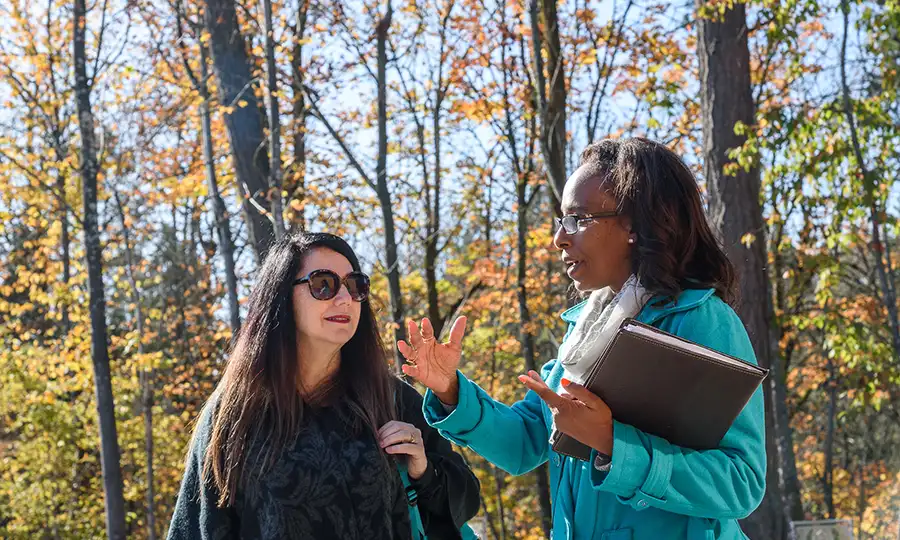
[564,259,582,277]
[325,315,351,324]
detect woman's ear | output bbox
[622,219,637,245]
[619,215,635,241]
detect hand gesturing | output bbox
[398,317,467,402]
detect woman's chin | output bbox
[326,330,354,344]
[304,328,356,349]
[329,325,359,343]
[571,277,602,293]
[568,264,597,290]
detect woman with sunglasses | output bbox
[167,232,480,540]
[401,138,766,539]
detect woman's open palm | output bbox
[398,316,467,395]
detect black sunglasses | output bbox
[554,211,619,235]
[293,269,370,302]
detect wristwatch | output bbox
[593,451,612,473]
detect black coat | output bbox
[165,377,481,540]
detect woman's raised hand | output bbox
[398,317,467,404]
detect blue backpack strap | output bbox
[397,461,427,540]
[394,387,427,540]
[394,385,481,539]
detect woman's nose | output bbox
[333,283,352,305]
[553,224,570,250]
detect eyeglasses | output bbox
[554,211,619,235]
[293,269,370,302]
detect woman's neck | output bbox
[297,340,341,395]
[609,268,633,293]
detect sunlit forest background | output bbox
[1,0,899,538]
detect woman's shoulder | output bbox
[643,287,738,325]
[654,290,757,364]
[681,291,745,332]
[186,394,222,457]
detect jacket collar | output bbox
[560,287,716,325]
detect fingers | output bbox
[421,317,435,340]
[377,421,423,450]
[383,443,422,456]
[447,316,467,349]
[518,371,566,409]
[561,380,605,410]
[377,420,408,439]
[403,316,465,354]
[379,429,422,449]
[400,363,421,379]
[397,340,416,362]
[406,319,424,349]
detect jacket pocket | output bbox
[600,528,633,540]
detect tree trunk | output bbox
[493,465,509,540]
[57,167,71,334]
[695,3,803,539]
[517,175,553,537]
[823,345,836,519]
[856,455,867,539]
[375,0,405,371]
[290,0,310,230]
[483,173,493,258]
[73,1,127,537]
[200,44,242,336]
[483,330,505,540]
[425,8,451,338]
[262,0,285,239]
[140,369,155,539]
[112,191,155,540]
[49,65,71,337]
[501,12,555,529]
[528,0,566,210]
[203,0,274,260]
[425,99,442,336]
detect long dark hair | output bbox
[200,232,396,506]
[579,137,738,305]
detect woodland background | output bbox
[1,0,899,538]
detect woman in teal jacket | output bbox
[398,137,766,539]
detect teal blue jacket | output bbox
[423,288,766,539]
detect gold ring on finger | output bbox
[405,350,418,366]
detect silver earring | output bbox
[628,237,635,244]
